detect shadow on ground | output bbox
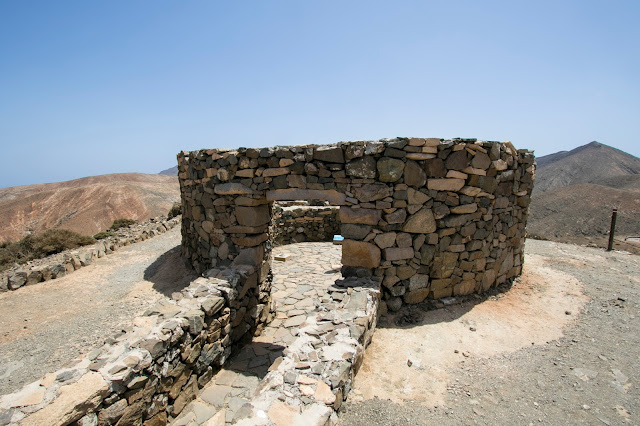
[226,341,286,380]
[379,280,516,329]
[144,246,197,297]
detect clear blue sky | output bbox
[1,1,639,188]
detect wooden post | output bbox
[607,208,618,251]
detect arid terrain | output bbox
[1,237,637,425]
[0,226,195,396]
[340,239,639,425]
[1,141,638,425]
[0,173,179,242]
[532,141,640,194]
[529,142,640,253]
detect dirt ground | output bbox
[1,232,638,425]
[340,239,639,425]
[0,227,194,395]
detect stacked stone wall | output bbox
[271,205,339,246]
[0,267,274,425]
[178,137,535,311]
[0,217,181,293]
[0,138,535,425]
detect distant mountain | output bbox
[528,182,640,241]
[529,142,640,252]
[534,141,640,194]
[0,173,179,242]
[159,166,178,176]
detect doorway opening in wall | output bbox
[267,199,344,345]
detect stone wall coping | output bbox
[0,259,380,426]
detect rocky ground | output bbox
[339,239,639,425]
[0,226,195,395]
[1,233,638,425]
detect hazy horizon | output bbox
[1,1,639,188]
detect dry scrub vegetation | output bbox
[0,229,95,272]
[0,217,141,271]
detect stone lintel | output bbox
[266,189,347,205]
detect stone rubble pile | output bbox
[271,205,339,246]
[178,137,535,312]
[0,216,181,293]
[0,263,275,425]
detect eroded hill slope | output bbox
[0,173,179,242]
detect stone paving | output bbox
[172,242,351,425]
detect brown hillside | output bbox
[534,141,640,194]
[528,182,640,252]
[0,173,179,242]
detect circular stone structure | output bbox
[177,137,535,311]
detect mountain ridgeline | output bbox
[159,166,178,176]
[533,141,640,194]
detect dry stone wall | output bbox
[178,137,535,312]
[0,217,181,293]
[271,204,339,246]
[0,137,535,425]
[0,265,274,425]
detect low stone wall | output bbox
[0,265,275,425]
[0,217,181,293]
[271,205,339,246]
[178,137,535,311]
[227,276,380,425]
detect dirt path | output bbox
[0,226,196,395]
[340,239,640,425]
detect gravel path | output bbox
[0,226,196,395]
[339,239,640,425]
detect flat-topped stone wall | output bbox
[178,138,535,311]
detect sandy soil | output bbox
[352,253,588,407]
[0,226,195,395]
[340,239,640,425]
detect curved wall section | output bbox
[177,138,535,311]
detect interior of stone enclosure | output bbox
[178,137,535,313]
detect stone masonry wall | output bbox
[271,205,339,246]
[0,138,534,425]
[178,137,535,312]
[0,217,181,293]
[0,266,274,425]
